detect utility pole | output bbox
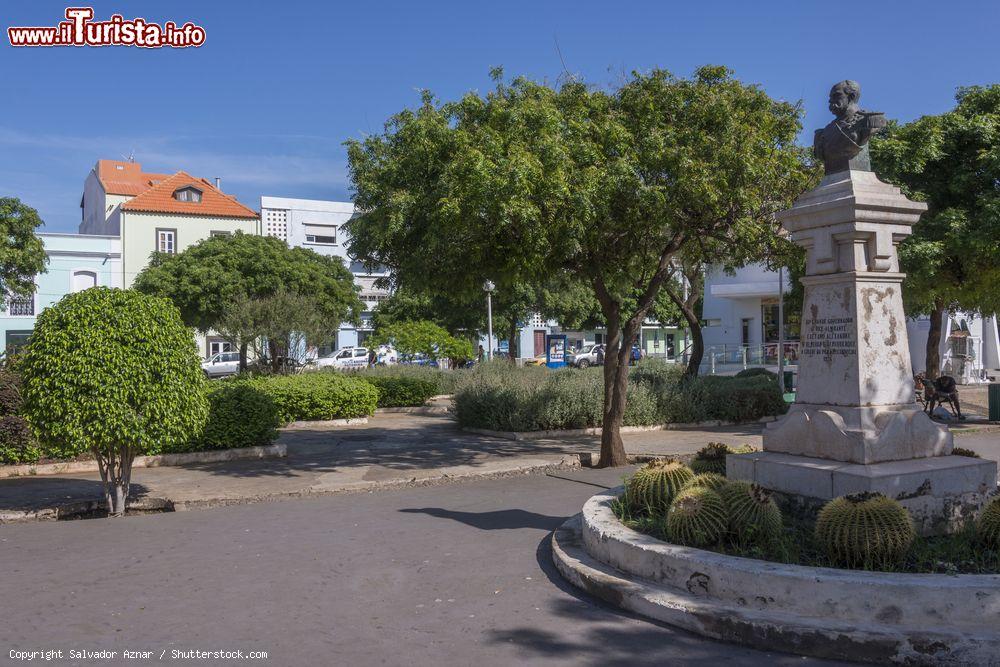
[483,280,495,361]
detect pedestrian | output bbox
[596,345,605,366]
[478,344,485,363]
[368,347,377,367]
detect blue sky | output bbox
[2,0,998,232]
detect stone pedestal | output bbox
[730,170,997,533]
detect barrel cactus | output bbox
[719,481,783,544]
[815,492,915,569]
[952,447,981,458]
[624,459,694,513]
[690,442,757,476]
[977,497,1000,548]
[664,487,728,547]
[683,472,728,492]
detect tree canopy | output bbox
[133,233,364,365]
[347,66,813,466]
[371,319,474,363]
[871,84,1000,376]
[20,288,208,515]
[0,197,48,307]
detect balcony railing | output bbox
[7,296,34,317]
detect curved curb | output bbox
[552,488,1000,665]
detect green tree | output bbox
[371,319,474,364]
[871,85,1000,378]
[348,66,810,466]
[0,197,48,309]
[134,233,363,370]
[19,288,208,516]
[217,291,340,373]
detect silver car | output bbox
[201,351,241,378]
[570,344,604,368]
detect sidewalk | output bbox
[0,412,763,521]
[1,410,995,522]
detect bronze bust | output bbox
[813,80,886,174]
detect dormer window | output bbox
[174,186,202,203]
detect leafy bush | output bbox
[246,372,377,422]
[354,364,459,401]
[454,360,786,432]
[734,367,778,381]
[0,366,40,464]
[360,374,439,407]
[19,287,208,515]
[173,382,281,452]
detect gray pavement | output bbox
[0,469,849,666]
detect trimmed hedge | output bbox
[171,381,282,453]
[360,375,439,408]
[454,359,786,432]
[244,373,378,423]
[354,364,462,397]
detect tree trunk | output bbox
[599,315,630,468]
[508,322,518,362]
[239,341,249,373]
[96,444,136,517]
[925,301,946,380]
[680,303,703,378]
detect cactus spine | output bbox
[683,472,728,492]
[664,487,728,547]
[977,497,1000,548]
[624,459,694,513]
[815,493,915,569]
[719,481,783,544]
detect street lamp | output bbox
[483,280,495,361]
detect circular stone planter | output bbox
[552,486,1000,665]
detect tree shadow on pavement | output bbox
[398,507,564,531]
[0,477,150,513]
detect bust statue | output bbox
[813,80,887,175]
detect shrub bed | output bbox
[453,360,786,432]
[354,364,463,397]
[171,381,282,452]
[244,372,378,423]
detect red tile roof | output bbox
[96,160,171,196]
[120,171,258,219]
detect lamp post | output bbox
[483,280,495,361]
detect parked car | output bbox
[201,351,241,378]
[399,352,439,368]
[524,353,548,367]
[312,346,370,370]
[569,344,604,368]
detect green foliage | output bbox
[20,288,209,460]
[356,364,460,396]
[871,85,1000,372]
[815,493,916,569]
[977,497,1000,548]
[682,473,728,492]
[624,459,694,514]
[178,382,281,452]
[0,197,48,305]
[0,366,40,464]
[719,481,783,545]
[371,320,474,363]
[134,232,363,342]
[664,487,729,548]
[244,372,378,423]
[453,361,786,431]
[347,66,816,465]
[359,374,439,408]
[734,367,777,380]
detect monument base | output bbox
[727,451,997,535]
[762,403,952,464]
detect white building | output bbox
[259,196,389,352]
[703,263,1000,382]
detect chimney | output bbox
[214,177,221,191]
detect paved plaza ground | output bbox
[0,468,853,666]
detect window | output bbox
[7,294,34,317]
[173,186,202,203]
[71,270,98,293]
[5,330,32,356]
[304,224,337,245]
[157,229,177,254]
[208,339,233,357]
